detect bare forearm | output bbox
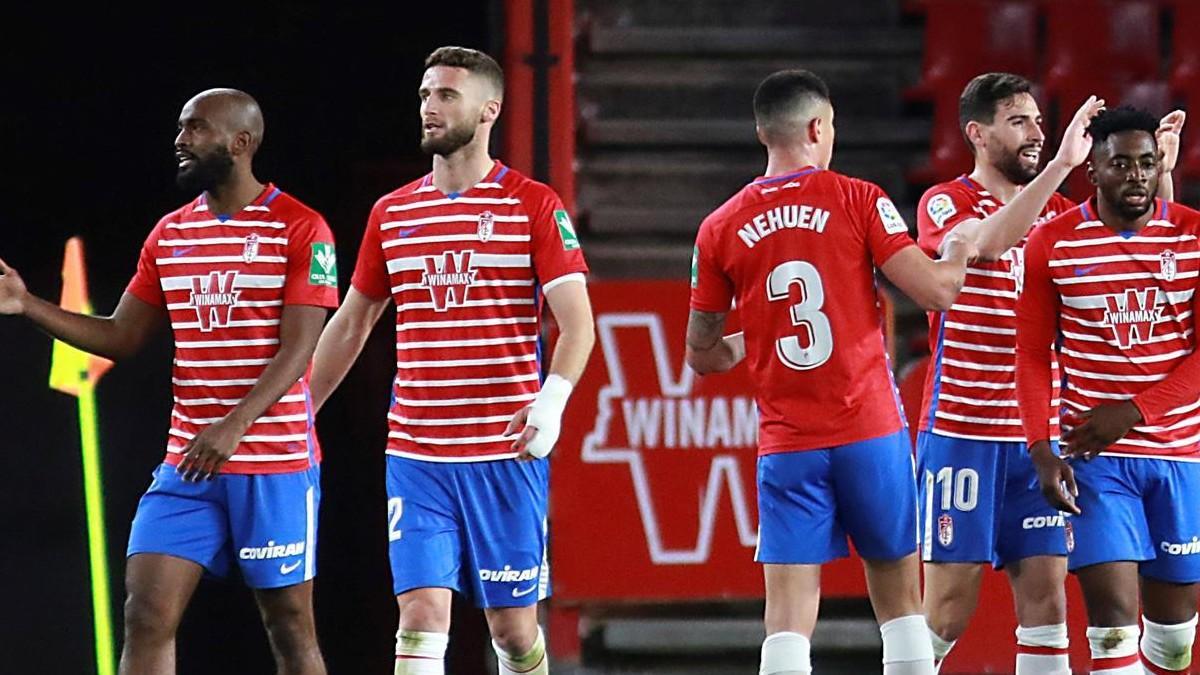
[224,344,315,432]
[1159,171,1175,203]
[22,293,137,360]
[545,325,595,385]
[959,159,1073,260]
[310,327,371,410]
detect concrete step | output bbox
[577,151,909,207]
[581,118,931,149]
[587,26,921,58]
[578,0,900,28]
[581,240,695,279]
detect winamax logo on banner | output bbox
[551,280,868,601]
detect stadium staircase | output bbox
[574,0,927,279]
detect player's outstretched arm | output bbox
[506,278,595,460]
[177,304,328,481]
[685,310,745,375]
[1156,110,1185,203]
[879,233,975,311]
[309,288,390,412]
[0,257,164,360]
[949,96,1104,261]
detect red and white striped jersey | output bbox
[1017,199,1200,459]
[351,161,588,462]
[917,175,1075,442]
[126,184,339,474]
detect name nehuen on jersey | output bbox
[737,204,832,248]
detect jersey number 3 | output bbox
[767,260,833,370]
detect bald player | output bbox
[0,89,338,674]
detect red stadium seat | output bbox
[1169,0,1200,96]
[907,0,1039,102]
[1043,0,1162,99]
[909,90,975,185]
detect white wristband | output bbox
[524,374,573,458]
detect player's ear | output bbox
[808,116,822,145]
[755,124,769,147]
[480,98,502,125]
[1087,160,1097,186]
[230,130,253,157]
[963,121,984,152]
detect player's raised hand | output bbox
[1061,401,1142,461]
[1029,441,1080,515]
[177,417,246,481]
[1157,110,1187,173]
[1055,95,1106,169]
[0,257,29,315]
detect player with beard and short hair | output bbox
[0,88,337,674]
[308,47,594,675]
[915,73,1100,675]
[1017,106,1200,675]
[916,75,1184,674]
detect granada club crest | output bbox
[243,233,260,263]
[1161,249,1177,282]
[477,210,494,243]
[938,513,954,547]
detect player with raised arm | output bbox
[1016,107,1200,675]
[686,69,975,675]
[0,89,336,675]
[308,47,593,675]
[915,73,1102,675]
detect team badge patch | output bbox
[937,514,954,547]
[877,197,908,235]
[554,209,580,250]
[477,210,494,243]
[1064,520,1075,553]
[309,243,338,288]
[926,193,957,230]
[242,233,260,264]
[1161,249,1177,282]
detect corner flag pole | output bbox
[48,237,116,675]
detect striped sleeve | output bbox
[1015,227,1059,446]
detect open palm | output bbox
[1057,95,1106,167]
[0,258,28,315]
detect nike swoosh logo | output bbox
[1074,264,1101,277]
[172,246,197,257]
[396,226,426,238]
[511,584,538,598]
[279,560,303,575]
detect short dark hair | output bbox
[1086,105,1159,148]
[958,72,1034,148]
[425,46,504,97]
[753,69,831,138]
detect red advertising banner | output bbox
[551,279,867,602]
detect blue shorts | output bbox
[386,455,550,608]
[917,432,1069,567]
[756,429,918,565]
[127,463,320,589]
[1068,455,1200,583]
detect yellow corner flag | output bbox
[48,237,116,675]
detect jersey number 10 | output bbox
[767,260,833,370]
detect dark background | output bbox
[0,3,499,672]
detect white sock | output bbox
[881,615,935,675]
[494,626,548,675]
[759,631,811,675]
[1086,625,1140,675]
[395,629,447,675]
[927,623,956,671]
[1140,614,1197,673]
[1015,624,1070,675]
